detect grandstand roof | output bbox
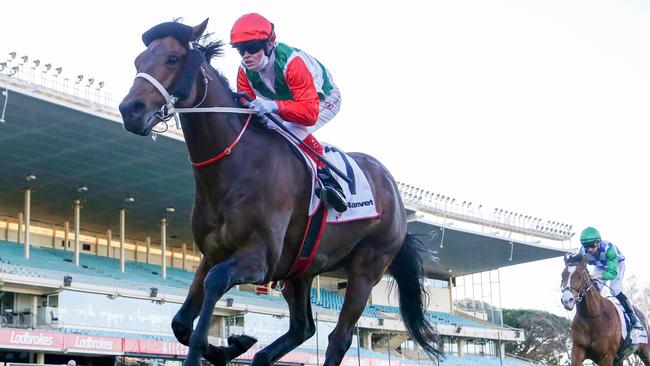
[0,82,566,279]
[410,220,565,279]
[0,86,193,243]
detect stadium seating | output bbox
[439,354,539,366]
[0,240,538,365]
[1,240,493,329]
[310,287,493,329]
[0,240,191,292]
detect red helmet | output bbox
[230,13,275,45]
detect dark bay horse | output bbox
[561,254,650,365]
[119,19,442,366]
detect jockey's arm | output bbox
[601,245,619,281]
[276,57,320,125]
[236,67,256,103]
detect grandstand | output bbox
[0,57,570,365]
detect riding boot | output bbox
[617,293,644,330]
[317,166,348,212]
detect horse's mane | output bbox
[192,34,247,108]
[143,19,240,102]
[195,36,225,61]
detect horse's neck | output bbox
[179,72,271,197]
[180,72,249,161]
[178,69,309,208]
[578,285,604,319]
[181,110,243,163]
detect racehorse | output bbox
[119,19,443,366]
[561,254,650,365]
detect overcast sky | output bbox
[2,1,650,316]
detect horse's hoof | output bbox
[171,318,191,345]
[203,345,229,366]
[227,334,257,354]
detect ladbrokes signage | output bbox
[63,334,122,353]
[0,329,63,350]
[123,339,189,355]
[0,330,122,352]
[0,328,181,355]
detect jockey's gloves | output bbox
[250,99,278,115]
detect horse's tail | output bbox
[389,233,444,360]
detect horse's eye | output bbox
[167,55,179,65]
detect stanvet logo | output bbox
[10,331,54,346]
[348,199,374,209]
[74,336,115,350]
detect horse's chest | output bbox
[193,213,251,254]
[214,208,259,246]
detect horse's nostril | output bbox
[119,100,146,121]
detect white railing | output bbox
[0,54,119,113]
[0,53,191,139]
[398,181,575,245]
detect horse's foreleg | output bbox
[184,248,267,366]
[571,344,586,366]
[172,257,250,366]
[172,257,209,345]
[251,276,315,366]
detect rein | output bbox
[191,113,253,167]
[135,60,257,168]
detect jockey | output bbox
[579,226,643,330]
[230,13,347,213]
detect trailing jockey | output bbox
[230,13,347,212]
[579,226,644,334]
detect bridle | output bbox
[563,263,594,304]
[134,44,257,167]
[135,66,253,129]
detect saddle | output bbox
[267,125,379,222]
[269,130,380,281]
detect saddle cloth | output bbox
[606,297,648,344]
[271,127,380,223]
[318,145,380,223]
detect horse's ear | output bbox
[191,18,209,42]
[565,252,583,264]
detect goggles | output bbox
[234,40,268,56]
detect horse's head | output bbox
[560,253,591,310]
[119,19,213,136]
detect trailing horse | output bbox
[561,254,650,365]
[119,19,443,366]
